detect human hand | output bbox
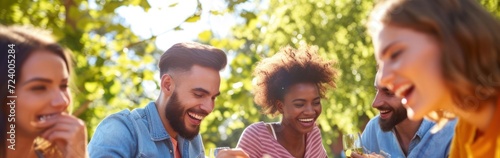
[33,113,88,158]
[216,148,249,158]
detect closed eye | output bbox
[390,50,402,60]
[314,102,321,106]
[294,104,305,107]
[382,88,395,96]
[31,85,46,91]
[60,84,69,89]
[194,93,203,98]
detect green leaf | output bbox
[168,2,179,7]
[185,14,201,23]
[198,30,212,42]
[84,82,98,92]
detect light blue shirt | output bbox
[88,102,205,158]
[361,116,456,158]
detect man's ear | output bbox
[160,74,175,95]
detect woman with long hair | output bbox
[368,0,500,157]
[0,25,87,158]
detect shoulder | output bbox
[365,116,380,129]
[362,116,382,137]
[237,122,268,157]
[439,118,458,136]
[360,116,383,153]
[95,109,138,131]
[447,118,469,145]
[241,122,267,136]
[306,126,327,153]
[88,109,139,157]
[424,118,457,137]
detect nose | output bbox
[52,90,70,108]
[304,104,317,115]
[372,91,385,108]
[200,99,214,114]
[378,65,395,90]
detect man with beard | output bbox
[89,42,248,158]
[352,78,457,158]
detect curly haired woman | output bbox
[236,45,337,158]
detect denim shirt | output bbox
[89,102,205,158]
[361,116,457,158]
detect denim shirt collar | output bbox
[145,102,171,141]
[415,119,434,139]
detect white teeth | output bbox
[39,114,57,121]
[380,110,390,113]
[188,112,204,120]
[298,118,314,122]
[395,84,412,98]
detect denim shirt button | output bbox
[170,150,172,153]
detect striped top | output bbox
[236,122,327,158]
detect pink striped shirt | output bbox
[236,122,327,158]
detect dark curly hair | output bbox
[253,45,337,116]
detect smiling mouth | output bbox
[298,118,314,122]
[38,113,59,121]
[379,110,391,114]
[394,84,415,102]
[187,112,205,121]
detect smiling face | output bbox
[372,80,407,131]
[373,24,454,121]
[164,65,220,139]
[16,50,71,136]
[279,82,321,134]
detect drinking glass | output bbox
[342,133,363,158]
[209,147,230,158]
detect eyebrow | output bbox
[380,41,399,58]
[22,77,53,86]
[192,88,220,97]
[292,97,321,102]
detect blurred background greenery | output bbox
[1,0,499,157]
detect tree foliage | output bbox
[203,0,500,155]
[202,0,376,155]
[0,0,160,138]
[1,0,499,157]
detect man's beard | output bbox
[378,104,407,132]
[165,92,199,140]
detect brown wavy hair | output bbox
[158,42,227,76]
[253,45,338,116]
[368,0,500,110]
[1,25,73,157]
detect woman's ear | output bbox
[276,101,284,113]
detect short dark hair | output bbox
[253,45,338,116]
[158,42,227,76]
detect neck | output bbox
[276,122,306,157]
[394,118,422,155]
[394,118,422,140]
[450,100,496,132]
[155,98,178,139]
[6,132,37,158]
